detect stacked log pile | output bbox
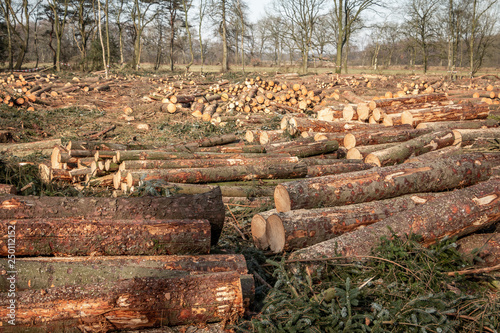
[0,187,255,331]
[249,83,500,272]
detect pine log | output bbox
[452,128,500,146]
[0,139,62,153]
[0,218,210,256]
[342,91,366,104]
[368,93,448,109]
[265,193,443,253]
[415,118,499,131]
[401,103,490,127]
[273,140,339,158]
[0,187,225,245]
[287,117,379,136]
[0,254,248,291]
[251,209,277,250]
[343,126,427,149]
[382,113,403,126]
[456,233,500,267]
[120,156,300,171]
[125,163,308,186]
[364,130,456,167]
[197,134,238,147]
[116,151,273,162]
[195,144,266,154]
[289,178,500,260]
[404,145,464,164]
[342,104,358,121]
[259,130,285,145]
[346,142,400,160]
[274,152,497,212]
[0,271,244,331]
[306,160,374,177]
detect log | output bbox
[259,130,285,145]
[197,134,238,147]
[289,178,500,260]
[346,142,400,160]
[452,128,500,146]
[0,254,248,291]
[404,145,463,164]
[368,93,448,110]
[251,209,277,250]
[364,130,456,167]
[0,271,244,331]
[0,187,225,245]
[274,140,339,158]
[401,103,490,127]
[264,193,443,253]
[0,218,210,256]
[274,152,497,212]
[306,160,374,177]
[415,118,499,131]
[116,151,273,162]
[287,117,378,136]
[456,233,500,267]
[120,156,300,170]
[125,163,308,186]
[342,90,366,104]
[343,126,427,149]
[0,139,62,153]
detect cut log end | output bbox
[343,133,356,150]
[251,215,268,250]
[364,153,382,167]
[274,184,291,213]
[266,214,285,253]
[346,148,362,160]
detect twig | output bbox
[446,263,500,276]
[253,271,273,289]
[88,124,116,140]
[225,204,247,240]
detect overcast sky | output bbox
[246,0,272,22]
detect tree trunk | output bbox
[452,128,500,146]
[0,271,244,331]
[343,126,430,149]
[264,193,443,253]
[415,118,499,131]
[120,156,300,171]
[0,254,248,291]
[0,187,225,245]
[0,218,210,256]
[289,178,500,260]
[401,103,490,127]
[287,117,380,136]
[364,130,456,167]
[125,163,308,186]
[368,93,448,110]
[306,160,374,177]
[274,152,497,212]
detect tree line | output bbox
[0,0,498,75]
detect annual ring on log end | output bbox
[365,153,382,167]
[343,133,356,150]
[346,148,362,160]
[266,214,285,253]
[251,215,268,250]
[274,185,291,213]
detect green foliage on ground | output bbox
[235,234,500,333]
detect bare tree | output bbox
[181,0,194,71]
[0,0,15,70]
[332,0,380,74]
[70,0,96,71]
[405,0,440,73]
[197,0,207,72]
[47,0,69,71]
[272,0,327,73]
[110,0,127,66]
[130,0,157,69]
[466,0,498,76]
[209,0,230,71]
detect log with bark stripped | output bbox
[274,152,497,212]
[0,187,224,245]
[289,178,500,260]
[263,193,443,253]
